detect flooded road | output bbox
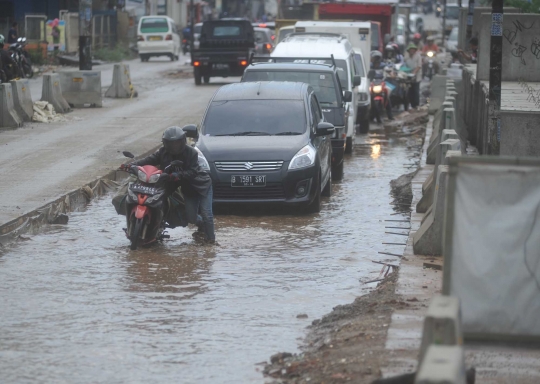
[0,134,418,383]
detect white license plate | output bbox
[231,175,266,187]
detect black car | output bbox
[182,81,335,213]
[241,59,351,180]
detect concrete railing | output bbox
[413,78,467,256]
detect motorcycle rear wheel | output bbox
[130,218,144,250]
[23,64,33,79]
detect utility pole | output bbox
[79,0,92,70]
[466,0,475,41]
[488,0,503,153]
[442,0,446,47]
[190,0,195,57]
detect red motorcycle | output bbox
[369,73,390,124]
[120,151,182,250]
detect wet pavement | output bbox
[0,134,419,383]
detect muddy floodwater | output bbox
[0,135,418,383]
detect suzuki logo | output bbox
[244,162,254,170]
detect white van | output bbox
[137,16,181,62]
[273,34,361,152]
[293,21,372,133]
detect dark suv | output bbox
[241,58,350,180]
[182,81,335,213]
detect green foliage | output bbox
[481,0,540,13]
[93,45,132,62]
[27,49,46,66]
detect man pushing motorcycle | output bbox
[118,126,216,244]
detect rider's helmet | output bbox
[371,50,383,60]
[426,35,435,43]
[413,33,421,43]
[384,44,396,61]
[0,34,4,47]
[162,126,187,156]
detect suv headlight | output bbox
[289,145,316,170]
[194,147,210,171]
[358,92,369,102]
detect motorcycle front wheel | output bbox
[130,217,144,250]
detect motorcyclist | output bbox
[384,43,403,64]
[0,34,20,81]
[422,36,440,76]
[412,33,424,52]
[120,126,216,244]
[369,50,394,122]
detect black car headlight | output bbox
[289,145,316,170]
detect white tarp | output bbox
[448,163,540,338]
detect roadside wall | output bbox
[477,13,540,82]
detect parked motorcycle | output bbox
[9,37,33,79]
[119,151,183,250]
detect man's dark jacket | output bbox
[135,146,212,197]
[0,49,19,80]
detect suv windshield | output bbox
[203,100,306,136]
[243,71,340,107]
[353,54,366,77]
[141,18,169,33]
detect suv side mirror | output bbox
[343,91,352,103]
[182,124,199,139]
[316,121,335,136]
[353,75,361,87]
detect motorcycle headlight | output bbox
[194,147,210,171]
[148,173,160,184]
[427,51,434,58]
[137,169,147,182]
[289,145,316,170]
[373,85,383,93]
[358,92,369,102]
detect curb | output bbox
[0,145,160,246]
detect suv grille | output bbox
[215,161,284,172]
[214,183,285,200]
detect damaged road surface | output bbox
[0,116,424,383]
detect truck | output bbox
[278,0,400,48]
[190,19,255,85]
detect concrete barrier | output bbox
[415,346,467,384]
[58,71,103,108]
[427,106,455,165]
[413,165,449,255]
[418,135,456,214]
[0,83,23,129]
[428,75,448,115]
[419,296,463,363]
[41,74,71,114]
[9,79,33,122]
[105,64,138,99]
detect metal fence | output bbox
[93,14,117,49]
